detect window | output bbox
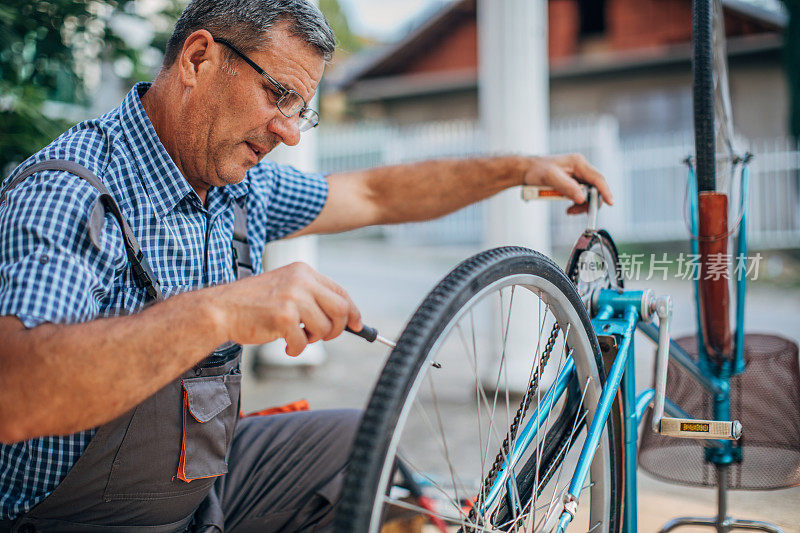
[578,0,607,37]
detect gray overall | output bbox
[0,161,359,533]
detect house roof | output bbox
[329,0,476,91]
[331,0,786,97]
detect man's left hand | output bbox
[524,154,614,215]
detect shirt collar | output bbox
[119,82,195,218]
[223,177,249,201]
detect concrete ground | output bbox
[241,237,800,532]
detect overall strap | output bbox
[0,159,164,302]
[231,201,253,279]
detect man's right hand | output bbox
[208,262,362,356]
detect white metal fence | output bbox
[317,117,800,250]
[317,120,486,244]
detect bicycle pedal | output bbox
[658,417,742,440]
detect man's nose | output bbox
[268,112,301,147]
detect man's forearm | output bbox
[295,154,606,237]
[0,289,227,443]
[361,156,526,225]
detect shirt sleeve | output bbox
[245,158,328,248]
[0,171,126,328]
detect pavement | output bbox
[240,237,800,532]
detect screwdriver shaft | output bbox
[375,334,396,349]
[346,325,396,348]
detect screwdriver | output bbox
[345,325,396,348]
[345,325,443,369]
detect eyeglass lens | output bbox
[277,92,304,117]
[277,93,318,132]
[297,109,318,132]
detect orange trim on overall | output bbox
[239,399,310,419]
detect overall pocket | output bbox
[102,362,242,503]
[177,372,242,482]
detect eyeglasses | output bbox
[214,37,320,132]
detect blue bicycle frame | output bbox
[478,163,751,532]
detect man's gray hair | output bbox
[163,0,335,66]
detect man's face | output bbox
[181,23,325,190]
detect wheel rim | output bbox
[369,272,613,533]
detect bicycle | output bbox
[333,1,790,531]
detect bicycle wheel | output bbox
[336,247,622,532]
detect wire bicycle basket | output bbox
[639,332,800,490]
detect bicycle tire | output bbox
[336,246,622,532]
[693,0,716,192]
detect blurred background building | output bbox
[318,0,798,255]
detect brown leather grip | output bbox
[697,192,732,361]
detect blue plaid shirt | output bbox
[0,82,328,519]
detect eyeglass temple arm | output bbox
[213,37,286,95]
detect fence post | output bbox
[592,115,626,237]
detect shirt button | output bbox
[194,367,203,376]
[39,255,49,265]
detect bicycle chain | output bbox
[466,321,561,529]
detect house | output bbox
[329,0,788,141]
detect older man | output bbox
[0,0,612,531]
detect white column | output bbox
[479,0,550,253]
[479,0,552,391]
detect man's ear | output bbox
[177,29,218,88]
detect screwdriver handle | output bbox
[346,325,378,343]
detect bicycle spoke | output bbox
[538,374,591,531]
[533,328,572,525]
[468,308,489,505]
[531,313,565,527]
[500,286,516,433]
[410,402,474,509]
[535,410,589,500]
[588,519,603,532]
[396,452,471,520]
[455,324,507,467]
[381,497,474,528]
[455,322,498,475]
[470,285,518,518]
[519,297,551,459]
[456,322,534,524]
[495,480,595,532]
[427,373,471,509]
[528,291,548,529]
[460,330,520,464]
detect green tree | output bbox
[319,0,363,55]
[0,0,182,174]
